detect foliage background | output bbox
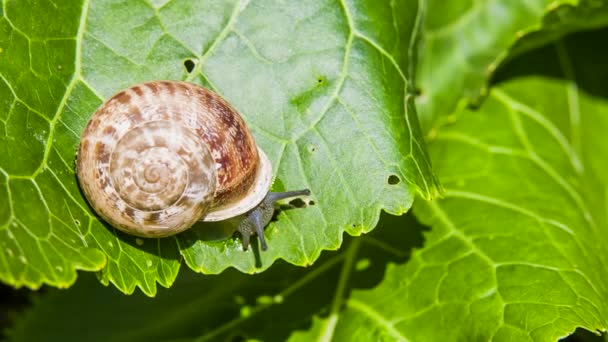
[2,0,608,341]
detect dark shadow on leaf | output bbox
[185,220,238,243]
[178,200,316,268]
[8,212,428,342]
[0,283,33,340]
[562,328,604,342]
[492,27,608,99]
[221,211,429,341]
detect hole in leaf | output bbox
[184,59,196,73]
[308,200,315,206]
[289,198,307,208]
[387,174,401,185]
[308,144,317,152]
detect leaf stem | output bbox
[195,253,346,342]
[317,239,361,342]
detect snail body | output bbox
[76,81,309,250]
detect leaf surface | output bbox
[297,37,608,340]
[0,0,439,295]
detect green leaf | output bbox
[508,0,608,58]
[416,0,608,132]
[5,213,426,342]
[299,37,608,340]
[0,0,439,295]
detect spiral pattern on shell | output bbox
[76,81,268,237]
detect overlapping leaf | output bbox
[0,0,439,295]
[296,52,608,340]
[416,0,608,132]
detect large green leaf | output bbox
[0,0,439,295]
[295,38,608,340]
[416,0,608,133]
[5,213,426,342]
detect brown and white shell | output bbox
[76,81,272,238]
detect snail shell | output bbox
[76,81,272,238]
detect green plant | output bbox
[1,0,608,341]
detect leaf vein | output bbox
[347,298,411,342]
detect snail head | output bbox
[237,189,311,251]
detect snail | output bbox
[76,80,310,251]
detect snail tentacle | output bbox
[238,189,311,251]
